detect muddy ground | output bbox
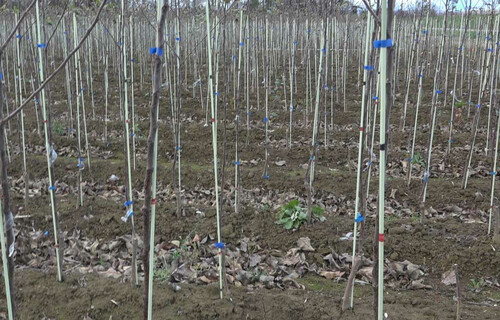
[0,61,499,320]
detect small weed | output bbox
[470,278,484,292]
[52,121,66,136]
[412,152,425,166]
[276,200,325,230]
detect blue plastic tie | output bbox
[490,171,497,176]
[310,156,315,161]
[263,117,268,123]
[44,231,49,236]
[247,111,252,115]
[372,96,379,100]
[477,104,482,108]
[262,174,270,179]
[423,30,428,34]
[118,42,123,46]
[240,42,244,46]
[124,200,133,207]
[374,39,393,48]
[0,73,2,81]
[458,47,463,51]
[176,146,181,151]
[175,37,181,41]
[48,186,56,191]
[215,91,219,96]
[423,177,429,182]
[16,34,22,39]
[355,213,365,223]
[364,65,374,71]
[234,161,241,165]
[293,41,298,45]
[323,85,328,89]
[289,106,293,111]
[367,161,373,166]
[156,48,164,56]
[408,158,413,162]
[214,242,225,249]
[35,98,39,103]
[487,48,494,52]
[321,48,326,53]
[436,90,443,94]
[131,58,135,62]
[131,133,135,137]
[418,74,423,78]
[149,47,157,54]
[37,43,47,48]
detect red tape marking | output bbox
[378,233,385,242]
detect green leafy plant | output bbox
[276,200,325,230]
[470,278,484,292]
[51,121,65,136]
[412,152,425,166]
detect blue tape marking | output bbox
[37,43,47,48]
[367,161,373,166]
[234,161,241,165]
[310,156,314,161]
[407,157,413,162]
[355,213,364,223]
[490,171,497,176]
[124,200,133,207]
[423,177,429,182]
[131,58,135,62]
[487,36,492,40]
[44,231,49,236]
[323,85,328,89]
[414,38,419,42]
[214,242,225,249]
[175,37,181,41]
[166,33,170,37]
[149,47,157,54]
[16,34,22,39]
[131,133,135,137]
[240,42,244,46]
[263,117,268,123]
[321,48,326,53]
[289,106,293,111]
[118,42,123,46]
[156,48,163,56]
[247,111,252,115]
[477,104,482,108]
[364,65,374,71]
[458,47,463,51]
[215,91,219,96]
[232,55,237,60]
[418,74,423,78]
[372,96,379,100]
[374,39,393,48]
[81,87,86,92]
[423,30,428,34]
[436,90,443,94]
[48,186,56,191]
[487,48,494,52]
[293,41,298,45]
[175,146,181,151]
[35,99,39,103]
[262,174,270,179]
[0,73,2,81]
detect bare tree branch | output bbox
[0,0,108,127]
